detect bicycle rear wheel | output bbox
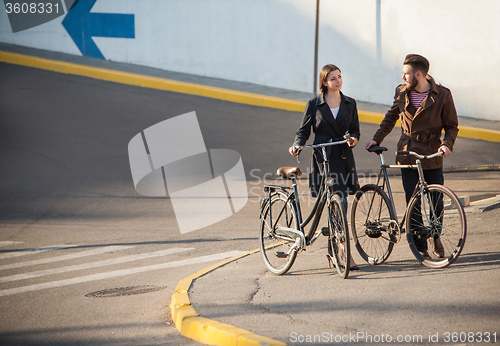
[351,184,397,265]
[259,191,299,275]
[328,194,350,279]
[406,184,466,269]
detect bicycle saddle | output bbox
[276,166,302,178]
[368,146,388,155]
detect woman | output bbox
[289,64,360,269]
[290,64,360,199]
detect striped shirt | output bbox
[410,89,430,108]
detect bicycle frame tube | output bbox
[414,159,435,226]
[378,152,421,228]
[370,150,445,235]
[299,175,326,226]
[378,153,398,220]
[309,147,332,242]
[290,175,303,229]
[267,190,299,234]
[288,138,348,244]
[293,146,331,243]
[305,181,329,244]
[385,156,434,228]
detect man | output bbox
[366,54,459,259]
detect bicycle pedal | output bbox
[275,252,287,258]
[321,227,329,236]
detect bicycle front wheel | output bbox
[351,184,397,265]
[406,184,467,269]
[259,191,299,275]
[328,194,350,279]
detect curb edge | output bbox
[170,248,287,346]
[1,50,499,143]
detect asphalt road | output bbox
[1,62,499,346]
[0,62,262,346]
[192,210,500,345]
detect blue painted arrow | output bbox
[62,0,135,59]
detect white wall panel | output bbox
[1,0,498,120]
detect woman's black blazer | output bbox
[293,92,360,197]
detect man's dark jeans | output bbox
[401,168,444,251]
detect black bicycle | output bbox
[351,146,467,269]
[259,134,351,278]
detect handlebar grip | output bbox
[396,151,409,156]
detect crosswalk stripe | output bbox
[0,247,193,283]
[0,250,246,297]
[0,245,79,260]
[0,245,133,271]
[0,241,23,248]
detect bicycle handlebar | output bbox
[292,132,350,154]
[396,150,444,160]
[295,138,348,151]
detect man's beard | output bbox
[406,75,418,91]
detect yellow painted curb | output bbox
[456,125,500,143]
[470,195,498,205]
[170,248,287,346]
[358,110,500,143]
[358,110,402,127]
[0,51,305,112]
[2,50,499,143]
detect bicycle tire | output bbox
[328,194,350,279]
[351,184,397,265]
[406,184,467,269]
[259,191,299,275]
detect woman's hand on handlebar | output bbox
[347,137,358,148]
[289,146,298,156]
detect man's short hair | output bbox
[404,54,430,76]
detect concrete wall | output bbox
[317,0,500,120]
[1,0,498,120]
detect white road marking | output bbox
[0,245,133,271]
[0,245,79,260]
[0,250,245,297]
[0,248,192,283]
[0,241,23,248]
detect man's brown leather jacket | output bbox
[373,76,459,170]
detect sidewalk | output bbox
[172,171,500,345]
[188,204,500,345]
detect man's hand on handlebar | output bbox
[289,146,299,156]
[438,145,451,157]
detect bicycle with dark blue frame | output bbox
[259,132,351,278]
